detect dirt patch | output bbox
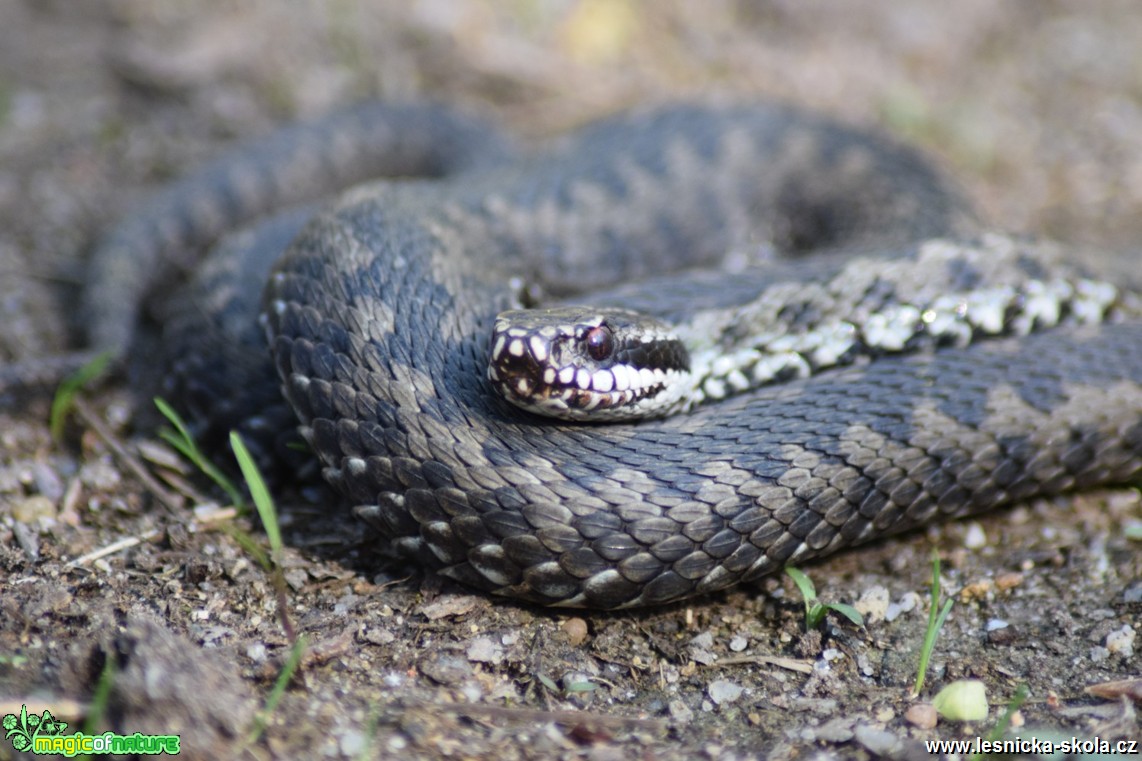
[1,2,1139,759]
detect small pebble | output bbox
[339,730,366,756]
[884,592,919,622]
[466,636,503,664]
[905,703,938,729]
[78,460,121,490]
[1105,625,1135,658]
[815,717,854,742]
[245,642,267,663]
[855,585,889,623]
[420,655,474,686]
[707,679,743,705]
[729,635,748,653]
[668,699,693,724]
[959,579,993,602]
[32,462,64,501]
[854,725,901,756]
[995,572,1024,591]
[12,495,56,523]
[963,522,987,549]
[987,625,1018,646]
[985,618,1008,632]
[689,631,715,649]
[561,617,589,647]
[362,627,395,646]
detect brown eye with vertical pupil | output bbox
[585,326,614,361]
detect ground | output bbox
[0,2,1140,760]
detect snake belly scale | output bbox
[103,102,1142,608]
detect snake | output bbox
[41,101,1142,608]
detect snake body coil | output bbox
[113,102,1142,608]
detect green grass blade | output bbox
[230,431,282,557]
[50,351,113,441]
[825,602,864,627]
[784,566,818,627]
[154,398,244,508]
[914,551,954,695]
[218,523,272,571]
[784,566,816,600]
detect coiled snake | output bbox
[82,102,1142,607]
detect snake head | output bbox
[487,306,691,421]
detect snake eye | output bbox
[584,325,614,361]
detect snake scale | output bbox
[73,102,1142,607]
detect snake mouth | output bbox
[488,345,675,419]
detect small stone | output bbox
[32,462,64,501]
[420,654,474,686]
[729,635,748,653]
[12,495,56,523]
[885,592,919,622]
[466,636,503,664]
[78,459,121,491]
[689,648,718,666]
[963,522,987,549]
[339,730,366,756]
[689,631,715,650]
[245,642,267,663]
[668,699,693,724]
[905,703,938,729]
[987,625,1017,646]
[283,568,309,591]
[707,679,743,705]
[815,717,853,742]
[853,725,901,756]
[995,572,1024,591]
[985,619,1008,632]
[959,579,993,602]
[561,617,589,647]
[1105,625,1135,658]
[854,585,889,623]
[1124,583,1142,604]
[362,627,395,646]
